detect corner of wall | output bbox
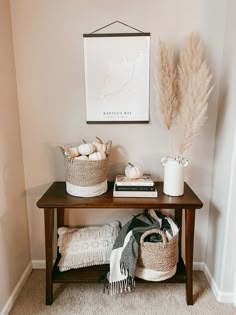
[0,263,32,315]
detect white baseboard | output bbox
[32,259,56,269]
[193,262,205,271]
[203,263,235,304]
[0,262,32,315]
[185,261,235,304]
[32,259,46,269]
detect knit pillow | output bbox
[57,221,120,272]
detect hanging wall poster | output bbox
[83,33,150,123]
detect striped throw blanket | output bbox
[104,209,177,295]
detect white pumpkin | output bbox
[68,146,79,158]
[74,155,89,161]
[125,163,144,179]
[92,136,106,153]
[89,151,106,161]
[77,140,95,156]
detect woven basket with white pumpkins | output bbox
[60,137,112,197]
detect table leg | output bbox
[44,208,54,305]
[175,208,182,261]
[185,208,195,305]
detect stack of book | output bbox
[113,174,158,198]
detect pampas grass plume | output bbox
[158,41,179,130]
[178,33,213,155]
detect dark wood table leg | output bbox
[44,208,54,305]
[175,208,182,261]
[185,208,195,305]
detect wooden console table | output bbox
[37,181,203,305]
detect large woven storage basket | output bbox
[136,228,178,281]
[64,157,109,197]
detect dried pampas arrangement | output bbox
[158,33,213,156]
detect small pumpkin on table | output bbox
[125,163,144,179]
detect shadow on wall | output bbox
[107,144,129,181]
[0,170,11,305]
[27,183,55,258]
[49,143,66,181]
[215,62,229,140]
[0,166,31,306]
[206,200,221,284]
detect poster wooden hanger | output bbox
[83,20,150,38]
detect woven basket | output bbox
[137,229,178,273]
[64,156,109,197]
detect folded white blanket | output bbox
[57,221,121,272]
[58,221,120,246]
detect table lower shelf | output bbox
[52,256,186,284]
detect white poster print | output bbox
[84,35,150,122]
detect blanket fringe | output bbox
[104,277,135,296]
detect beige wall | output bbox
[0,0,31,311]
[206,0,236,295]
[10,0,225,263]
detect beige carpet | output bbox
[9,270,236,315]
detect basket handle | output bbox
[59,145,74,162]
[140,229,167,246]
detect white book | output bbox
[115,174,154,186]
[113,185,158,198]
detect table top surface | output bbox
[37,181,203,209]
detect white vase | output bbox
[161,156,188,196]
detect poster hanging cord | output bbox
[90,20,144,34]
